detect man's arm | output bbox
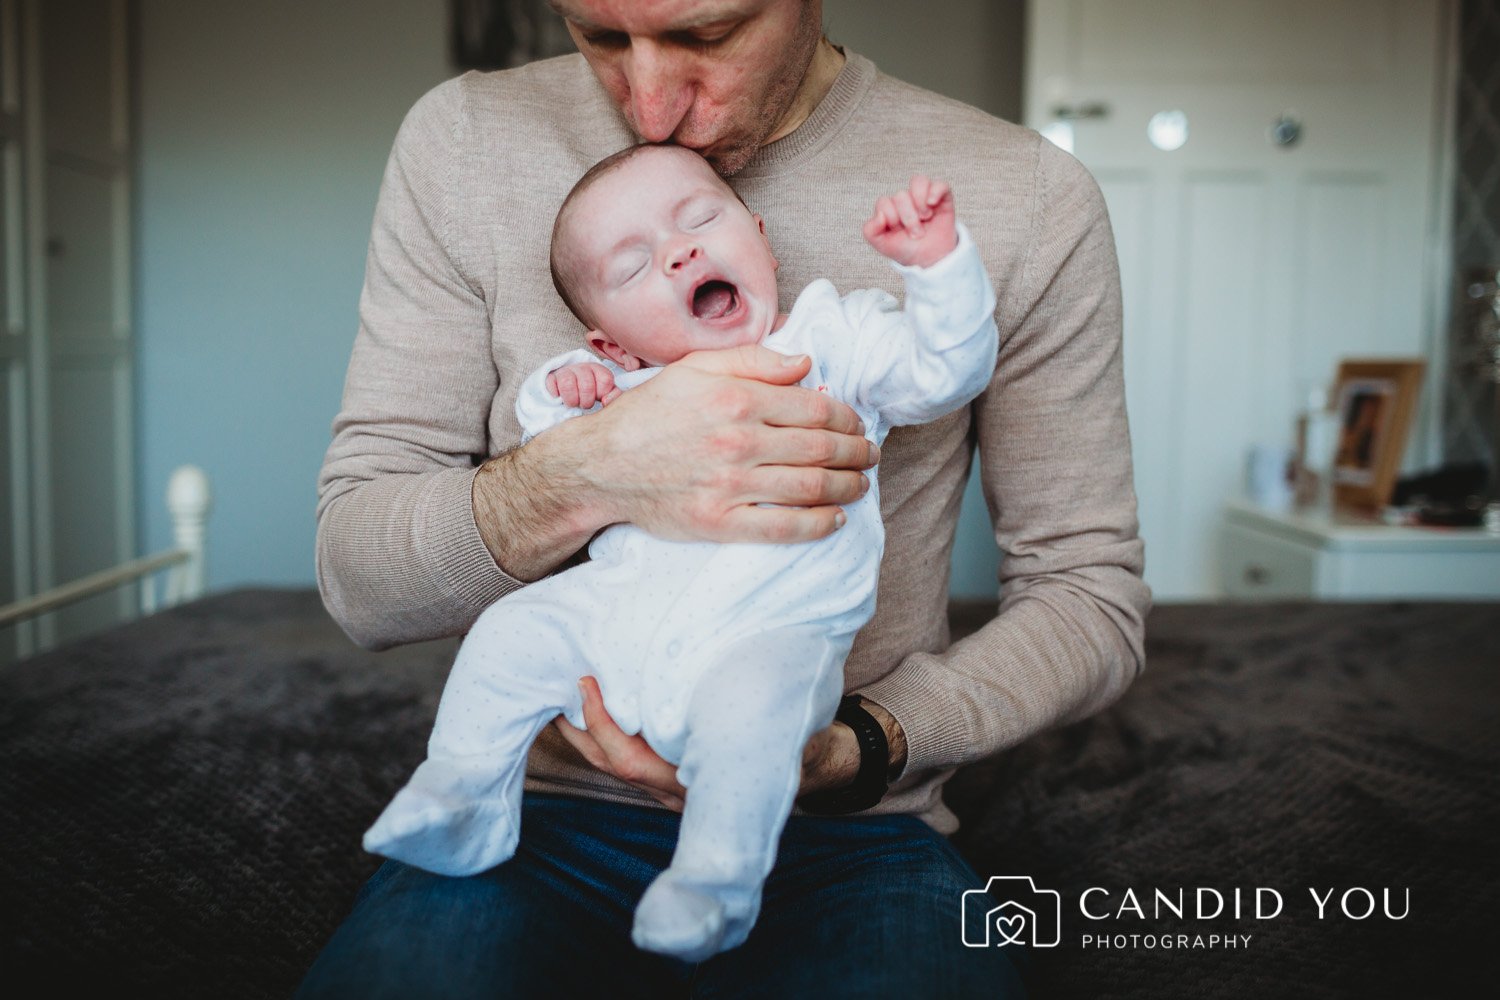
[856,140,1151,779]
[316,81,521,650]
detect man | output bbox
[302,1,1149,995]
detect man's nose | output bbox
[664,241,702,274]
[625,41,693,142]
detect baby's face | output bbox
[565,147,780,369]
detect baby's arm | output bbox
[515,349,659,444]
[840,177,999,427]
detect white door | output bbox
[1026,0,1451,599]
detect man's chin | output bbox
[674,136,756,177]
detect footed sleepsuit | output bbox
[363,224,998,961]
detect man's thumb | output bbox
[677,344,810,384]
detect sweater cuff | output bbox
[417,465,526,617]
[855,649,1017,782]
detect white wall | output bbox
[136,0,451,588]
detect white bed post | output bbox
[165,465,212,605]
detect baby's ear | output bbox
[754,213,779,271]
[586,330,642,371]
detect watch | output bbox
[798,695,891,816]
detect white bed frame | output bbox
[0,465,212,630]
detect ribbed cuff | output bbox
[416,464,526,617]
[857,650,985,783]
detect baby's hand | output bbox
[546,361,619,409]
[861,175,957,269]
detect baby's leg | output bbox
[363,598,588,878]
[631,626,846,962]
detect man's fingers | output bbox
[741,465,870,509]
[717,503,849,543]
[553,715,612,772]
[676,343,812,386]
[577,675,621,738]
[670,350,868,434]
[576,676,685,793]
[752,426,880,470]
[739,379,865,437]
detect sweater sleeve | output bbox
[856,140,1152,778]
[315,80,523,650]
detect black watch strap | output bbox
[798,695,891,816]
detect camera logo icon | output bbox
[962,876,1062,948]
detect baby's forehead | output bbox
[590,147,729,206]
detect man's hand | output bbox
[861,174,957,269]
[474,345,879,581]
[591,347,880,542]
[546,361,620,409]
[554,676,687,810]
[553,677,907,812]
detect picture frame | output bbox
[1329,358,1426,510]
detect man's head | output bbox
[550,143,780,370]
[547,0,824,175]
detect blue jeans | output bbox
[296,791,1027,998]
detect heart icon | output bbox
[995,913,1026,945]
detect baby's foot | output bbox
[631,871,728,963]
[362,763,520,877]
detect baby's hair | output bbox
[549,143,747,328]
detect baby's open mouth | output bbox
[691,279,739,321]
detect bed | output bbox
[2,590,1495,998]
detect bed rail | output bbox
[0,465,212,629]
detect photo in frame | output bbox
[1330,358,1426,509]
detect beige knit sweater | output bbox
[316,52,1150,834]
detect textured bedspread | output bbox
[2,590,1496,998]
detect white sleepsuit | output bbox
[363,225,999,961]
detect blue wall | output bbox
[136,0,451,587]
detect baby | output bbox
[363,143,999,962]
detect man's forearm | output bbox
[472,416,614,581]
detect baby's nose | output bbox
[665,243,702,273]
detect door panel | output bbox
[1028,0,1447,598]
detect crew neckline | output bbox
[736,50,876,179]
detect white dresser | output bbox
[1220,499,1500,600]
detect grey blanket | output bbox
[2,591,1496,997]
